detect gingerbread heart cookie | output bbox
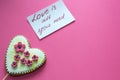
[6,35,46,75]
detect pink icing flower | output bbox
[14,54,20,61]
[21,58,26,64]
[24,51,30,57]
[11,61,17,68]
[26,60,32,66]
[32,55,38,61]
[14,42,25,53]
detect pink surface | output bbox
[0,0,120,80]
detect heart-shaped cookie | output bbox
[6,35,46,75]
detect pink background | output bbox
[0,0,120,80]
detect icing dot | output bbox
[21,58,26,64]
[32,55,38,61]
[26,60,33,66]
[14,42,26,53]
[11,61,17,68]
[24,51,30,57]
[14,54,20,61]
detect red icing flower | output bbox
[32,55,38,61]
[24,51,30,57]
[21,58,26,64]
[11,61,18,68]
[14,54,20,61]
[14,42,25,53]
[26,60,32,66]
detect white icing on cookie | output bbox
[6,35,46,75]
